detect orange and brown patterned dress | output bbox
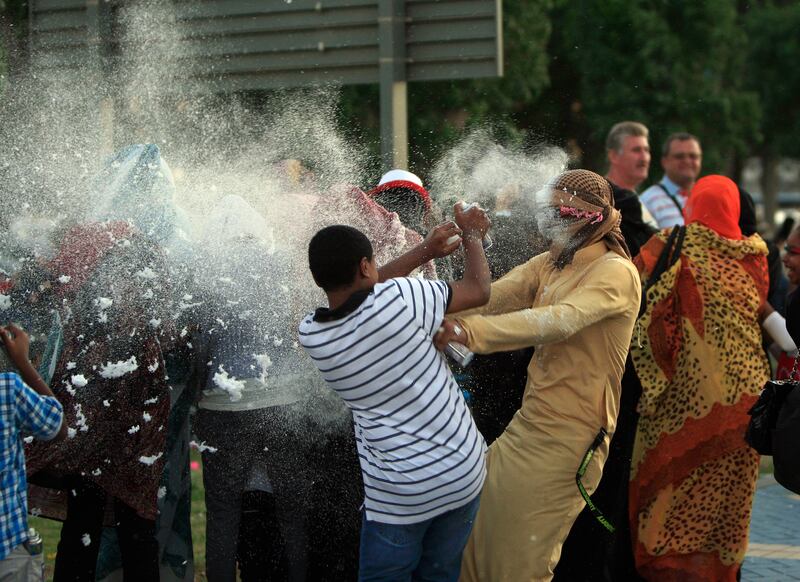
[630,223,770,581]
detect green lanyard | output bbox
[576,428,615,533]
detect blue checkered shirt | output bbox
[0,372,63,560]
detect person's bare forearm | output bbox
[462,236,491,296]
[378,222,462,282]
[443,201,492,313]
[378,244,431,282]
[446,230,492,313]
[1,324,66,438]
[16,360,56,399]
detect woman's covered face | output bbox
[534,189,573,250]
[534,188,557,240]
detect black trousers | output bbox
[237,491,289,582]
[53,476,159,582]
[194,406,311,582]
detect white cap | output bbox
[378,169,424,187]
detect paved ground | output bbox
[743,474,800,580]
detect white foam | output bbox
[99,357,139,379]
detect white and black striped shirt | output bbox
[299,277,486,524]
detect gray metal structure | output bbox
[30,0,503,169]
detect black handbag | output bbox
[746,357,800,494]
[773,381,800,495]
[745,374,797,455]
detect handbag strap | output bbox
[638,225,685,318]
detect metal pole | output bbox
[379,0,407,171]
[86,0,114,153]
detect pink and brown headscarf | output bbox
[548,169,631,268]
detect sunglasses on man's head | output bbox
[784,244,800,256]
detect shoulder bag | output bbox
[746,357,800,494]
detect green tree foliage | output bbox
[746,2,800,160]
[744,1,800,225]
[343,0,763,183]
[551,0,760,174]
[0,0,29,94]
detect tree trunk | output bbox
[0,12,12,92]
[761,153,780,235]
[730,150,744,186]
[0,5,29,95]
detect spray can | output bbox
[439,323,475,367]
[25,527,46,581]
[25,528,43,556]
[457,202,493,250]
[444,342,475,367]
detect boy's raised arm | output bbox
[446,203,492,314]
[377,221,463,282]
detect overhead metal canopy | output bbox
[29,0,503,169]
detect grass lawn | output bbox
[28,451,208,581]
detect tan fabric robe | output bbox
[456,242,641,582]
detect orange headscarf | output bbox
[684,175,743,240]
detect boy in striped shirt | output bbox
[299,204,491,581]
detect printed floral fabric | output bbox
[26,222,172,520]
[630,223,770,581]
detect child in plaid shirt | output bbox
[0,324,65,580]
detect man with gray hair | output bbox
[605,121,652,193]
[639,132,703,228]
[604,121,658,246]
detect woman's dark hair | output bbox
[738,186,758,237]
[776,216,796,244]
[308,225,374,291]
